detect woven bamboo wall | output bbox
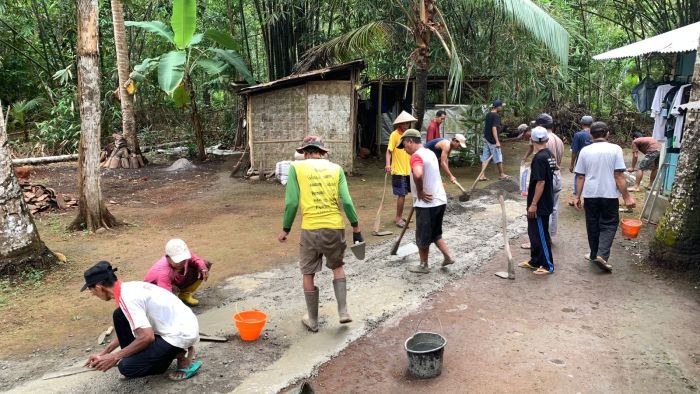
[248,80,354,173]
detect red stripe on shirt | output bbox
[410,154,423,169]
[119,298,135,330]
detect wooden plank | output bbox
[376,80,383,155]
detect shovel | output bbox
[372,172,393,236]
[462,155,492,201]
[494,194,515,280]
[452,179,470,202]
[350,241,366,260]
[390,206,414,255]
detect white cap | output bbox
[530,126,549,143]
[165,239,191,263]
[453,134,467,149]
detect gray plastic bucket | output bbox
[404,331,446,379]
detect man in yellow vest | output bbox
[278,136,363,332]
[385,111,417,228]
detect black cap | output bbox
[81,261,118,291]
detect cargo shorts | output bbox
[299,229,346,274]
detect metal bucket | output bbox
[404,332,446,379]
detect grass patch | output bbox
[0,268,47,309]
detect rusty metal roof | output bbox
[238,59,365,95]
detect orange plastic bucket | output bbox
[620,219,642,239]
[233,310,267,341]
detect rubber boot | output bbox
[178,279,203,306]
[333,278,352,324]
[302,287,319,332]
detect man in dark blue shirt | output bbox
[568,115,593,206]
[519,127,556,275]
[425,134,467,183]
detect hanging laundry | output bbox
[650,84,673,140]
[670,84,691,148]
[631,76,657,113]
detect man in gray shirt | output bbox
[574,122,636,272]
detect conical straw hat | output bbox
[393,111,417,125]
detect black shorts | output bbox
[415,205,446,248]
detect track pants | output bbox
[583,198,619,261]
[527,215,554,272]
[113,308,184,378]
[550,173,562,236]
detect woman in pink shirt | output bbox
[144,239,211,306]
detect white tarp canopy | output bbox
[593,21,700,60]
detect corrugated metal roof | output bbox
[238,59,364,95]
[593,22,700,60]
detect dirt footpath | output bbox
[307,203,700,393]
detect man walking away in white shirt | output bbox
[574,122,636,272]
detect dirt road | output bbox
[307,200,700,393]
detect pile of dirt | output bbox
[164,158,196,172]
[470,178,522,200]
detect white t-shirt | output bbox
[118,281,199,349]
[409,147,447,208]
[574,141,626,199]
[650,84,673,140]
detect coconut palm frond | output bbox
[435,8,464,102]
[294,21,394,73]
[471,0,569,66]
[499,0,569,66]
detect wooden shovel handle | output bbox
[390,206,415,255]
[373,172,389,233]
[469,155,493,191]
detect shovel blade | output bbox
[372,230,393,236]
[351,242,366,260]
[395,242,419,258]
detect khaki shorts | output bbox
[299,229,346,274]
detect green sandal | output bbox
[169,360,202,381]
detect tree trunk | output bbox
[413,0,435,130]
[110,0,144,167]
[0,104,56,275]
[649,38,700,273]
[186,76,206,160]
[70,0,120,232]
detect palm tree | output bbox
[0,103,56,275]
[70,0,120,232]
[649,37,700,273]
[110,0,144,167]
[296,0,569,128]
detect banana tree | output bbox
[297,0,569,128]
[126,0,254,160]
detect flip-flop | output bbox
[568,201,575,207]
[520,242,531,249]
[583,254,593,261]
[395,219,407,228]
[169,360,202,381]
[518,261,537,270]
[593,257,613,272]
[498,175,513,180]
[533,267,553,275]
[477,177,489,182]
